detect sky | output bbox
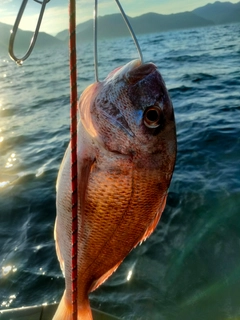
[0,0,239,35]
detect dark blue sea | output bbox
[0,23,240,320]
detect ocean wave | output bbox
[0,23,240,319]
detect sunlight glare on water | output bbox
[1,295,17,309]
[0,181,10,188]
[2,265,17,277]
[5,153,16,169]
[126,270,133,281]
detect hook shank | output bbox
[114,0,143,64]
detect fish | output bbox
[53,59,177,320]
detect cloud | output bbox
[40,6,69,35]
[42,3,95,35]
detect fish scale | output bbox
[53,59,176,319]
[76,166,167,294]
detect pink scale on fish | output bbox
[53,59,176,320]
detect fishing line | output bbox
[69,0,78,319]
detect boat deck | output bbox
[0,304,120,320]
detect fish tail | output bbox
[53,291,93,320]
[52,291,71,320]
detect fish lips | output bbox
[107,59,157,86]
[126,63,170,110]
[125,61,158,85]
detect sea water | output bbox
[0,23,240,320]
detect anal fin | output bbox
[90,261,122,292]
[138,194,167,245]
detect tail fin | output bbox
[53,291,93,320]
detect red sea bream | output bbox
[53,59,177,319]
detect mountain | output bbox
[0,22,63,57]
[55,1,240,42]
[56,19,93,41]
[0,1,239,56]
[128,12,213,34]
[193,1,240,24]
[56,11,214,42]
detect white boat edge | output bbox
[0,303,120,319]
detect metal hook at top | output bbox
[8,0,50,65]
[114,0,143,64]
[93,0,144,82]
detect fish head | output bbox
[79,59,176,162]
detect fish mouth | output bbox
[107,59,141,82]
[125,61,157,85]
[108,59,157,84]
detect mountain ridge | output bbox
[56,11,214,42]
[0,1,239,56]
[0,21,62,55]
[193,1,240,24]
[56,1,240,41]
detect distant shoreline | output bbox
[0,1,239,54]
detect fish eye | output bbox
[143,106,162,128]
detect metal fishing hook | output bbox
[115,0,143,63]
[8,0,50,65]
[93,0,143,82]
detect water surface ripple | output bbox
[0,23,240,320]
